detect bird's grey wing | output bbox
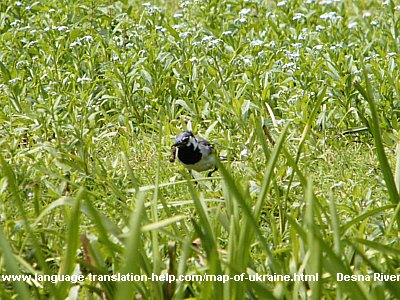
[197,138,215,153]
[196,138,212,146]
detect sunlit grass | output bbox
[0,0,399,298]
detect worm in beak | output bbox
[170,145,177,162]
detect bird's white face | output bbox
[185,135,197,148]
[174,132,198,148]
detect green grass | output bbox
[0,0,400,298]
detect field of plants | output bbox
[0,0,400,298]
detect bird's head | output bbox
[172,131,196,148]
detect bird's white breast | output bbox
[182,146,215,172]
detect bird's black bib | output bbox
[177,144,202,165]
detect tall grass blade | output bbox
[115,192,147,300]
[187,180,223,299]
[0,229,30,299]
[354,71,400,205]
[58,187,84,298]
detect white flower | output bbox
[134,24,146,30]
[201,35,214,42]
[320,0,340,4]
[291,50,300,58]
[363,12,371,18]
[155,25,166,32]
[174,13,183,18]
[293,13,305,21]
[208,39,222,47]
[242,57,252,66]
[222,31,233,36]
[142,2,151,6]
[77,77,91,83]
[179,32,191,39]
[251,40,263,46]
[239,8,251,15]
[348,22,358,29]
[331,182,345,189]
[330,43,343,50]
[316,25,325,31]
[320,12,336,20]
[70,41,80,47]
[180,1,191,7]
[313,44,323,50]
[283,62,296,69]
[276,119,286,126]
[146,6,160,14]
[298,33,307,40]
[9,78,21,83]
[58,26,68,32]
[81,35,93,42]
[277,1,286,7]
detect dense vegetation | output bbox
[0,0,400,298]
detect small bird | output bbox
[170,131,217,177]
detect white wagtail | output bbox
[170,131,218,177]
